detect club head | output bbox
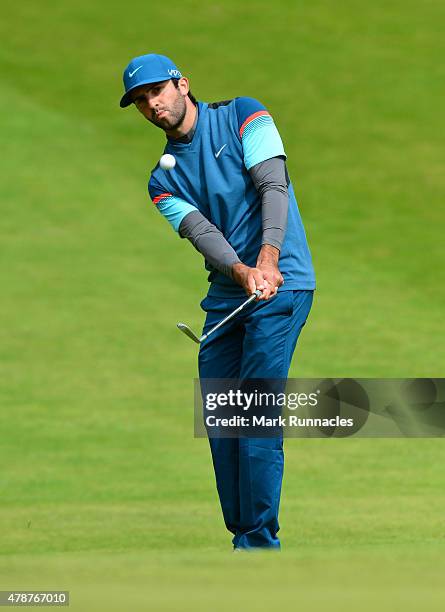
[176,322,202,344]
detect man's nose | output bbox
[145,92,159,109]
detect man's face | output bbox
[131,79,188,132]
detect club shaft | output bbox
[202,291,259,341]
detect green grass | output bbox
[1,0,445,610]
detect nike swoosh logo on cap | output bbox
[129,65,143,78]
[214,144,227,158]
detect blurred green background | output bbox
[1,0,444,610]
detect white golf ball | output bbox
[159,154,176,171]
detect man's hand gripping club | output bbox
[232,245,284,301]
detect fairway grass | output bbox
[2,439,445,610]
[2,544,445,611]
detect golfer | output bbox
[120,54,315,551]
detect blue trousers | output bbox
[198,289,314,549]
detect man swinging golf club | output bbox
[120,53,316,551]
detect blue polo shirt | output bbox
[148,97,315,297]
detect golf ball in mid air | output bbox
[159,154,176,171]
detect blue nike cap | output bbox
[120,53,182,108]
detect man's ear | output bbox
[178,77,190,96]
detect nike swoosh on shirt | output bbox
[214,144,227,158]
[129,66,143,78]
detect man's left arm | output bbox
[249,156,288,295]
[235,97,289,295]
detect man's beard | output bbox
[148,93,187,132]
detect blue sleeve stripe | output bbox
[239,110,270,137]
[241,114,273,139]
[242,116,286,170]
[153,194,197,233]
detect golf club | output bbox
[177,289,262,344]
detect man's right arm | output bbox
[178,211,273,298]
[149,176,273,298]
[178,210,240,279]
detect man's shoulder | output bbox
[203,97,268,132]
[206,99,234,110]
[234,96,267,113]
[204,97,266,111]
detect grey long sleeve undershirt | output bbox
[249,156,289,251]
[179,210,241,278]
[178,156,289,279]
